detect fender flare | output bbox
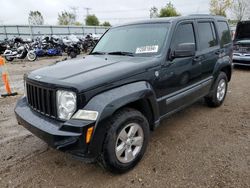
[213,56,233,83]
[83,81,159,123]
[82,81,159,157]
[202,56,232,98]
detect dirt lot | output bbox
[0,57,249,188]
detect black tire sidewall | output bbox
[70,51,77,58]
[27,52,37,61]
[102,108,149,173]
[5,56,14,62]
[210,72,228,106]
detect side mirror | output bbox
[172,43,195,59]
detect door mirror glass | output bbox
[173,43,195,58]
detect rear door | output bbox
[217,20,232,58]
[195,19,220,81]
[216,21,233,61]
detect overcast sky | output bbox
[0,0,211,25]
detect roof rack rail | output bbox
[188,14,211,16]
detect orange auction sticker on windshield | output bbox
[135,45,159,54]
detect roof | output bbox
[113,15,227,28]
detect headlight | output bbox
[56,90,76,120]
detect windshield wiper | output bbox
[90,51,106,55]
[107,51,134,56]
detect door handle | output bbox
[193,56,202,62]
[215,49,224,55]
[192,56,202,65]
[215,50,220,55]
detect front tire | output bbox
[99,108,149,173]
[205,72,228,107]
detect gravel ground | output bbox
[0,57,249,188]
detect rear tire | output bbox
[99,108,149,174]
[69,51,77,58]
[5,56,14,62]
[205,72,228,107]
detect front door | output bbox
[156,21,202,116]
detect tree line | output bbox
[150,0,250,22]
[28,0,250,26]
[28,11,111,26]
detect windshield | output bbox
[92,23,170,56]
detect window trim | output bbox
[196,20,219,51]
[210,22,218,45]
[170,20,197,51]
[217,20,232,46]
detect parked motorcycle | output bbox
[82,34,97,53]
[3,37,37,62]
[1,33,101,61]
[0,40,8,55]
[4,44,36,62]
[62,35,81,58]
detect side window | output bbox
[197,22,218,50]
[172,23,196,49]
[217,21,231,46]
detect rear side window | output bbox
[197,22,218,50]
[217,21,231,46]
[172,23,196,49]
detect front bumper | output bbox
[233,53,250,66]
[15,97,97,162]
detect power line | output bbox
[76,8,149,14]
[91,8,148,13]
[75,7,150,22]
[98,16,149,20]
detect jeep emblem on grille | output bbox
[35,75,42,80]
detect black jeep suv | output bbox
[15,15,233,173]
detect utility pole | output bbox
[83,7,91,25]
[83,7,91,16]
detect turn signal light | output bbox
[86,127,94,144]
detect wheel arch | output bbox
[83,81,159,126]
[220,65,232,82]
[82,81,160,157]
[206,59,232,99]
[213,57,233,82]
[118,98,155,131]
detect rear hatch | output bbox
[234,21,250,54]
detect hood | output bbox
[234,39,250,45]
[234,21,250,41]
[28,55,158,92]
